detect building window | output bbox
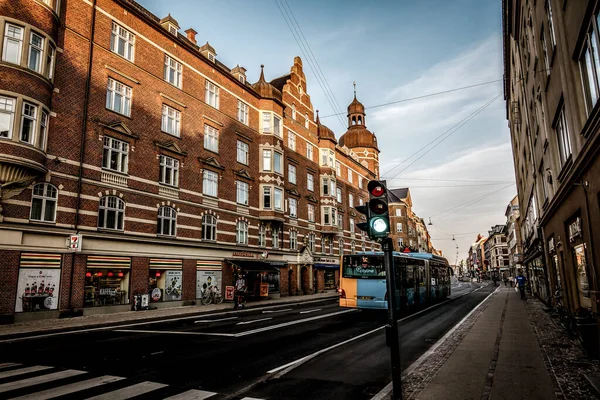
[262,149,272,172]
[272,228,280,249]
[307,173,314,191]
[27,32,44,73]
[110,22,134,61]
[320,237,325,253]
[308,204,315,222]
[396,223,403,233]
[159,155,179,187]
[274,188,283,210]
[336,187,342,203]
[102,136,128,174]
[205,80,220,109]
[358,178,363,189]
[274,152,282,174]
[20,102,37,145]
[288,131,296,150]
[203,170,218,197]
[30,183,57,222]
[157,206,176,236]
[555,106,571,166]
[39,110,48,150]
[290,230,297,250]
[3,24,23,65]
[261,112,282,137]
[262,149,283,173]
[273,115,281,137]
[263,187,272,209]
[323,206,336,225]
[581,17,600,113]
[164,55,182,88]
[306,143,313,160]
[237,140,249,164]
[322,177,336,196]
[262,112,271,133]
[236,221,248,245]
[358,197,364,206]
[289,198,297,218]
[202,214,217,241]
[395,209,402,217]
[305,113,309,129]
[351,240,356,254]
[237,101,249,125]
[98,196,125,231]
[398,238,404,248]
[258,225,266,247]
[204,125,219,153]
[106,78,132,117]
[336,161,341,176]
[291,103,296,120]
[362,242,366,252]
[237,181,249,205]
[348,193,354,207]
[288,164,297,184]
[46,43,55,80]
[161,105,180,137]
[320,149,335,167]
[348,169,353,183]
[308,233,315,252]
[339,239,344,255]
[546,0,556,49]
[0,96,15,138]
[350,218,355,233]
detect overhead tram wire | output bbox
[319,79,503,118]
[380,93,501,179]
[430,182,515,219]
[385,93,503,181]
[436,183,516,221]
[382,177,514,184]
[274,0,347,129]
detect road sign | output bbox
[68,234,82,252]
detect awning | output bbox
[197,260,222,271]
[87,255,131,269]
[20,253,62,269]
[314,263,340,269]
[149,258,182,270]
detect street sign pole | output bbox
[382,236,403,400]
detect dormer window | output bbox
[208,52,215,62]
[168,24,177,36]
[239,75,245,84]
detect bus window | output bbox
[342,255,385,278]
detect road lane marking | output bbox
[9,375,124,400]
[0,363,20,369]
[194,317,239,323]
[299,309,321,314]
[0,365,52,380]
[164,389,217,399]
[237,318,272,325]
[262,309,292,314]
[113,329,236,337]
[85,381,167,400]
[0,369,87,394]
[370,285,499,400]
[0,298,339,344]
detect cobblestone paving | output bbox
[526,296,600,400]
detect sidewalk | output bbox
[0,292,337,338]
[396,286,600,400]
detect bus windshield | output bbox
[342,255,386,278]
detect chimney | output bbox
[185,28,197,44]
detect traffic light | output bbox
[354,180,390,240]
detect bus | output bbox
[338,251,451,312]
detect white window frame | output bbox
[3,24,23,65]
[236,221,249,245]
[204,124,219,153]
[30,183,57,222]
[288,131,296,150]
[272,227,280,249]
[350,218,355,233]
[205,80,220,109]
[159,155,179,187]
[335,161,341,176]
[349,193,354,207]
[395,209,402,217]
[336,187,342,203]
[98,196,125,231]
[237,181,249,205]
[102,136,129,174]
[262,186,272,209]
[358,177,363,189]
[20,102,37,145]
[290,230,297,250]
[164,55,182,88]
[106,78,132,117]
[339,239,344,255]
[38,109,48,150]
[306,143,313,160]
[28,32,44,73]
[161,104,180,137]
[308,204,315,222]
[289,198,297,218]
[396,223,403,233]
[0,96,15,139]
[202,214,217,241]
[308,233,315,252]
[157,206,177,236]
[274,187,283,211]
[348,169,353,183]
[110,22,135,62]
[46,43,55,80]
[237,140,249,165]
[261,148,283,174]
[307,173,314,191]
[203,169,218,197]
[547,0,556,49]
[258,225,266,247]
[237,100,249,125]
[581,16,600,113]
[288,164,297,184]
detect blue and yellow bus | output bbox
[338,251,451,311]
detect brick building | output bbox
[483,225,509,280]
[386,187,433,253]
[0,0,380,323]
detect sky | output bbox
[138,0,516,264]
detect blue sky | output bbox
[138,0,516,263]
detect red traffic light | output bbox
[367,180,386,197]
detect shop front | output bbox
[227,259,283,300]
[149,258,183,305]
[15,253,62,315]
[85,255,131,310]
[196,261,223,299]
[313,256,340,293]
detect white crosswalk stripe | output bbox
[85,381,167,400]
[0,363,21,370]
[164,389,217,399]
[0,366,52,380]
[0,369,87,394]
[8,375,124,400]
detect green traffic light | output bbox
[371,217,388,233]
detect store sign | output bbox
[232,251,256,258]
[151,288,162,301]
[15,268,61,312]
[99,288,117,296]
[225,286,235,300]
[314,257,337,264]
[569,218,582,242]
[68,234,82,252]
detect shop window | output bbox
[84,269,130,307]
[196,267,222,299]
[574,244,590,300]
[30,183,57,222]
[149,268,182,302]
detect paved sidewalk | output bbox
[0,292,337,337]
[397,286,577,399]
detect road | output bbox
[0,281,493,400]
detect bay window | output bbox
[20,102,37,145]
[261,112,282,137]
[261,148,283,174]
[3,24,23,65]
[0,96,15,139]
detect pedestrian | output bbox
[516,270,527,300]
[503,276,508,287]
[234,272,247,309]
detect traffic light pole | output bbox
[382,236,403,400]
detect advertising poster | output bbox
[225,286,235,300]
[15,268,61,312]
[164,270,182,301]
[196,270,222,298]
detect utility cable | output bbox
[436,183,516,221]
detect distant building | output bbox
[484,225,509,278]
[387,188,433,253]
[505,195,522,277]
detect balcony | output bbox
[101,171,128,187]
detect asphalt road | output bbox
[0,281,493,400]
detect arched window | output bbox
[30,183,57,222]
[272,227,280,249]
[202,214,217,241]
[291,103,296,120]
[258,225,266,247]
[236,221,248,245]
[157,206,176,236]
[352,116,356,125]
[358,116,362,125]
[98,196,125,230]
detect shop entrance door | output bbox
[301,266,310,295]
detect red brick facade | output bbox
[0,0,379,323]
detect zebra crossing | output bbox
[0,363,265,400]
